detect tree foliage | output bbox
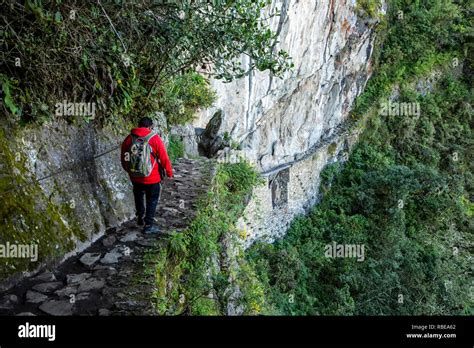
[1,0,292,124]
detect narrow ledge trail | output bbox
[0,157,215,316]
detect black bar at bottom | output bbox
[0,316,471,346]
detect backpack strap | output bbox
[129,131,155,141]
[143,131,156,142]
[144,132,158,169]
[144,132,163,176]
[143,132,157,158]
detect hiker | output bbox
[120,117,173,234]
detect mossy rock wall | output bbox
[0,120,137,288]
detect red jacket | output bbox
[121,127,173,184]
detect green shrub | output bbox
[356,0,382,18]
[1,1,292,125]
[158,73,216,125]
[167,135,185,163]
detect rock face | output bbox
[195,0,378,243]
[196,0,375,170]
[0,121,140,287]
[170,125,200,158]
[198,110,227,157]
[79,253,102,268]
[24,122,136,245]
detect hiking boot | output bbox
[143,224,160,235]
[137,217,145,226]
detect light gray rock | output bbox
[100,250,122,264]
[32,271,56,282]
[5,294,18,303]
[4,0,377,299]
[26,290,48,304]
[77,278,105,293]
[115,300,139,310]
[98,308,110,316]
[17,312,36,316]
[93,266,117,278]
[170,124,200,157]
[32,282,63,293]
[55,286,78,298]
[66,273,91,285]
[79,253,102,267]
[0,296,14,309]
[119,231,139,243]
[192,0,376,247]
[102,235,116,248]
[39,300,73,316]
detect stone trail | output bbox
[0,157,214,316]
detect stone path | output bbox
[0,157,214,316]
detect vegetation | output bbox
[1,0,292,126]
[158,72,216,126]
[144,161,265,315]
[356,0,383,18]
[352,0,468,119]
[167,134,185,163]
[246,0,473,315]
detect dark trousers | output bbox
[132,182,161,226]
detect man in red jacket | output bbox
[121,117,173,234]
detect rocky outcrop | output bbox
[197,110,228,157]
[195,0,379,242]
[196,0,376,171]
[0,120,137,287]
[238,122,363,246]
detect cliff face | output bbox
[195,0,378,244]
[0,121,137,287]
[196,0,375,170]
